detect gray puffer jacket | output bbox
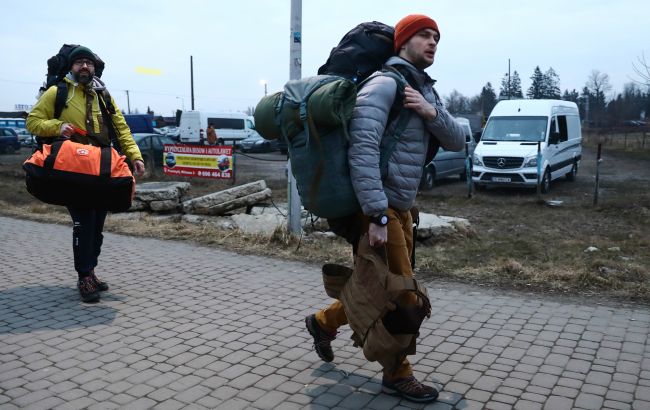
[348,56,465,215]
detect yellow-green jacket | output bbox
[26,77,143,162]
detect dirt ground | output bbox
[1,142,648,304]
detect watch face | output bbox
[380,215,388,225]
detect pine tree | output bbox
[480,82,497,117]
[543,68,561,99]
[527,66,545,99]
[510,71,523,98]
[499,71,523,100]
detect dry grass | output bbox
[2,144,649,304]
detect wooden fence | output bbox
[583,128,649,150]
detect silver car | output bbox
[420,118,476,191]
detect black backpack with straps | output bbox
[318,21,395,84]
[37,45,122,152]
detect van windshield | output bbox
[482,116,548,142]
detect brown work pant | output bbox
[316,207,416,379]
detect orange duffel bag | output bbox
[23,139,135,212]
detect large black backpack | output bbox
[318,21,395,84]
[40,44,108,118]
[36,45,121,152]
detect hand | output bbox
[133,160,146,177]
[60,123,74,138]
[368,223,387,247]
[403,86,438,121]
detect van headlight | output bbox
[523,156,537,167]
[473,153,483,166]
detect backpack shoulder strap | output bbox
[53,81,68,119]
[366,68,412,174]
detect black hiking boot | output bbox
[305,314,336,362]
[382,375,439,403]
[90,271,109,292]
[77,276,100,303]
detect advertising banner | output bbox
[163,145,234,179]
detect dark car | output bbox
[0,127,21,154]
[238,133,278,153]
[132,133,177,167]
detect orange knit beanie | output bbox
[394,14,439,53]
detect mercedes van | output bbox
[472,99,582,193]
[179,111,258,146]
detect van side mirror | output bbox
[549,132,559,145]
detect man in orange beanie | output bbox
[306,14,465,403]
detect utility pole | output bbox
[287,0,302,233]
[125,90,131,114]
[287,0,302,234]
[190,56,195,110]
[508,59,512,99]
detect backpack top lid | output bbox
[41,44,106,93]
[318,21,395,84]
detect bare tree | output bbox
[586,70,612,97]
[632,52,650,86]
[444,90,470,114]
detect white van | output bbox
[179,111,258,145]
[472,99,582,193]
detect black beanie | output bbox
[68,46,97,68]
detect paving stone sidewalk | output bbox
[1,216,649,410]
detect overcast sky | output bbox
[1,0,648,117]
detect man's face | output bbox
[70,58,95,84]
[400,28,440,70]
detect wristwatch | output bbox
[368,213,389,226]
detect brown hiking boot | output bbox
[77,276,100,303]
[382,375,439,403]
[305,314,336,362]
[90,270,109,292]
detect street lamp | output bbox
[259,79,268,97]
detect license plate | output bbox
[492,177,511,182]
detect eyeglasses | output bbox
[72,59,95,67]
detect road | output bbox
[1,216,649,409]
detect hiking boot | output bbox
[305,314,336,362]
[77,276,100,303]
[90,271,109,292]
[382,375,439,403]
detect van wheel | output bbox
[565,161,578,181]
[541,168,551,193]
[420,167,435,191]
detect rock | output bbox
[130,181,190,212]
[584,246,599,253]
[136,181,190,202]
[129,199,148,211]
[417,212,470,240]
[181,214,235,229]
[182,180,271,215]
[607,247,621,252]
[149,199,181,212]
[231,213,285,235]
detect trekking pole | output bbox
[593,143,602,206]
[536,141,542,202]
[465,142,472,198]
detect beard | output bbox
[73,70,93,85]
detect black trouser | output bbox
[67,207,108,276]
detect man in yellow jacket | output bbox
[27,45,145,303]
